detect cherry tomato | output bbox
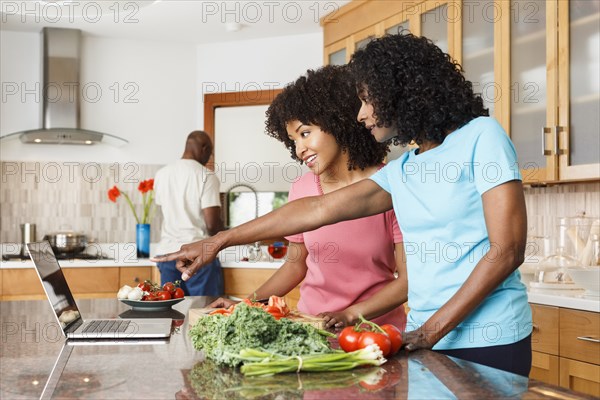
[338,326,362,353]
[381,324,403,355]
[358,332,392,357]
[162,282,175,294]
[156,290,172,301]
[143,292,158,301]
[137,281,151,292]
[172,287,184,299]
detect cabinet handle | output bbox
[556,126,566,155]
[542,126,565,156]
[532,324,539,332]
[576,336,600,343]
[134,277,140,283]
[542,127,552,156]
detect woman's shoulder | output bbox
[463,116,505,136]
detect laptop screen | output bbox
[27,241,83,333]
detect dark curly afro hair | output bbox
[265,65,389,171]
[349,33,489,146]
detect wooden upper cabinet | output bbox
[323,0,459,65]
[321,0,599,184]
[505,0,600,183]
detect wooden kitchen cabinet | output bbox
[531,351,560,386]
[223,268,300,309]
[531,304,559,355]
[530,304,560,383]
[530,303,600,396]
[322,0,600,184]
[505,0,600,183]
[324,0,458,66]
[560,308,600,365]
[560,358,600,397]
[0,266,157,300]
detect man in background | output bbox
[154,130,225,296]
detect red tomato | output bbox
[162,282,175,294]
[358,332,392,357]
[381,324,403,355]
[264,305,284,319]
[143,292,158,301]
[156,290,172,301]
[338,326,362,353]
[209,309,231,316]
[172,287,184,299]
[137,281,151,292]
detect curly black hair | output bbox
[265,65,389,171]
[349,33,489,146]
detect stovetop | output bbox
[2,253,113,261]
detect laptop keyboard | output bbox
[82,320,131,334]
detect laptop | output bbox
[27,241,172,340]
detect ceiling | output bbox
[0,0,350,44]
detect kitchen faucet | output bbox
[225,183,262,260]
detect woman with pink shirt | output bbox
[208,65,407,330]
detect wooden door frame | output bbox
[203,89,283,169]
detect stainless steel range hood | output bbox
[4,28,128,146]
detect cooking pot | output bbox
[43,231,88,254]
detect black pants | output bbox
[435,335,532,377]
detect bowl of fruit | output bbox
[117,280,185,311]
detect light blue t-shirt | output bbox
[371,117,532,350]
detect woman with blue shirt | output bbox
[153,34,532,376]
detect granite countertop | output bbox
[528,288,599,312]
[1,297,594,400]
[0,242,157,269]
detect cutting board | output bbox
[188,308,325,330]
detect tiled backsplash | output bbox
[1,161,164,244]
[1,161,598,245]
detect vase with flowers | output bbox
[108,179,156,258]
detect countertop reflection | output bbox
[0,298,593,399]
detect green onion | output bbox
[237,344,386,376]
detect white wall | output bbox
[1,30,323,170]
[0,30,198,164]
[197,32,322,190]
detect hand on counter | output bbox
[208,297,238,309]
[402,327,435,352]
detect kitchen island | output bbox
[0,297,594,399]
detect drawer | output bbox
[559,358,600,397]
[119,267,153,287]
[530,351,559,385]
[531,304,559,355]
[223,268,275,297]
[63,267,120,295]
[560,308,600,365]
[2,269,45,296]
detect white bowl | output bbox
[567,267,600,296]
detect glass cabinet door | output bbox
[421,3,449,53]
[386,20,409,35]
[509,0,551,182]
[558,0,600,180]
[328,48,346,66]
[461,0,495,117]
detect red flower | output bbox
[138,179,154,194]
[108,179,155,224]
[108,186,121,202]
